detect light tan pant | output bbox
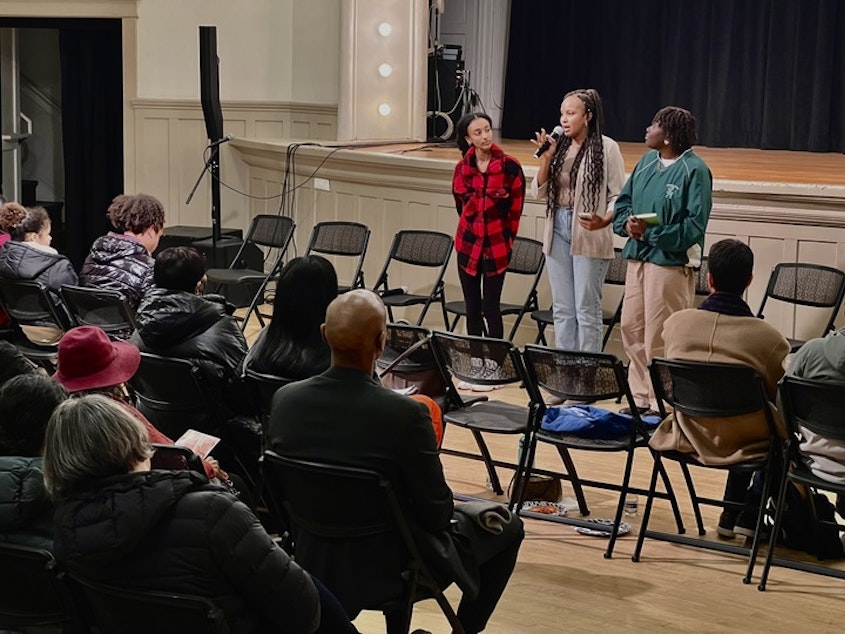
[621,260,694,409]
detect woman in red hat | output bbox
[52,325,226,481]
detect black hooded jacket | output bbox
[53,470,320,633]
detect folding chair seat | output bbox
[67,573,229,633]
[430,330,534,496]
[632,358,781,585]
[758,376,845,590]
[60,283,137,340]
[514,345,684,558]
[0,278,71,370]
[755,262,845,353]
[261,451,463,634]
[0,543,80,631]
[531,247,627,349]
[445,236,545,341]
[305,221,370,293]
[205,214,296,331]
[373,230,453,327]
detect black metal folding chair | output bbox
[305,220,371,293]
[0,278,70,370]
[67,573,229,633]
[261,451,463,634]
[632,359,780,585]
[445,236,545,341]
[60,284,137,340]
[243,366,295,433]
[373,230,453,327]
[205,214,296,331]
[431,330,535,496]
[515,345,684,558]
[755,263,845,353]
[0,542,81,632]
[758,375,845,590]
[531,247,627,350]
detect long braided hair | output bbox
[653,106,697,155]
[546,89,606,217]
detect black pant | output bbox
[455,513,524,634]
[458,267,506,339]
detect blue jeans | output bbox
[546,207,609,352]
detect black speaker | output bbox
[427,45,464,141]
[199,26,224,144]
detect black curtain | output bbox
[60,19,124,268]
[502,0,845,153]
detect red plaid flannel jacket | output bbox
[452,144,525,276]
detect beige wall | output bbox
[136,0,339,104]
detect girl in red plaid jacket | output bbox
[452,113,525,359]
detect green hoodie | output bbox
[613,148,712,267]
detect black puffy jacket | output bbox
[53,470,320,633]
[79,234,154,309]
[0,241,78,293]
[0,456,54,551]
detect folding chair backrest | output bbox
[0,278,68,330]
[306,221,371,290]
[780,375,845,443]
[694,256,711,297]
[522,344,631,405]
[130,353,212,437]
[387,230,452,267]
[262,451,395,539]
[0,543,73,629]
[69,574,229,634]
[604,248,628,286]
[649,358,770,421]
[243,367,295,427]
[377,323,448,403]
[247,214,296,249]
[60,284,136,337]
[507,237,544,276]
[431,330,523,389]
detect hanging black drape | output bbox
[60,19,124,268]
[502,0,845,153]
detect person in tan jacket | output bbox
[649,239,789,539]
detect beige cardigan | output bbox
[529,135,626,259]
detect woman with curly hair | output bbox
[0,201,78,293]
[79,193,166,309]
[612,106,713,415]
[530,89,625,353]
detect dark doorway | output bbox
[0,17,123,268]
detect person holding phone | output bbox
[612,106,712,415]
[530,89,625,354]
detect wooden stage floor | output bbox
[353,138,845,186]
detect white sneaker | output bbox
[470,382,494,392]
[456,380,473,390]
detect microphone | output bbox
[533,126,563,159]
[207,134,234,149]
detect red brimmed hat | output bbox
[53,326,141,392]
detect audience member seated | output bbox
[649,239,790,539]
[44,394,357,633]
[0,207,11,328]
[268,289,524,633]
[132,246,249,409]
[0,201,79,293]
[787,325,845,514]
[0,339,40,387]
[52,325,225,482]
[79,193,165,309]
[246,255,337,380]
[0,374,68,550]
